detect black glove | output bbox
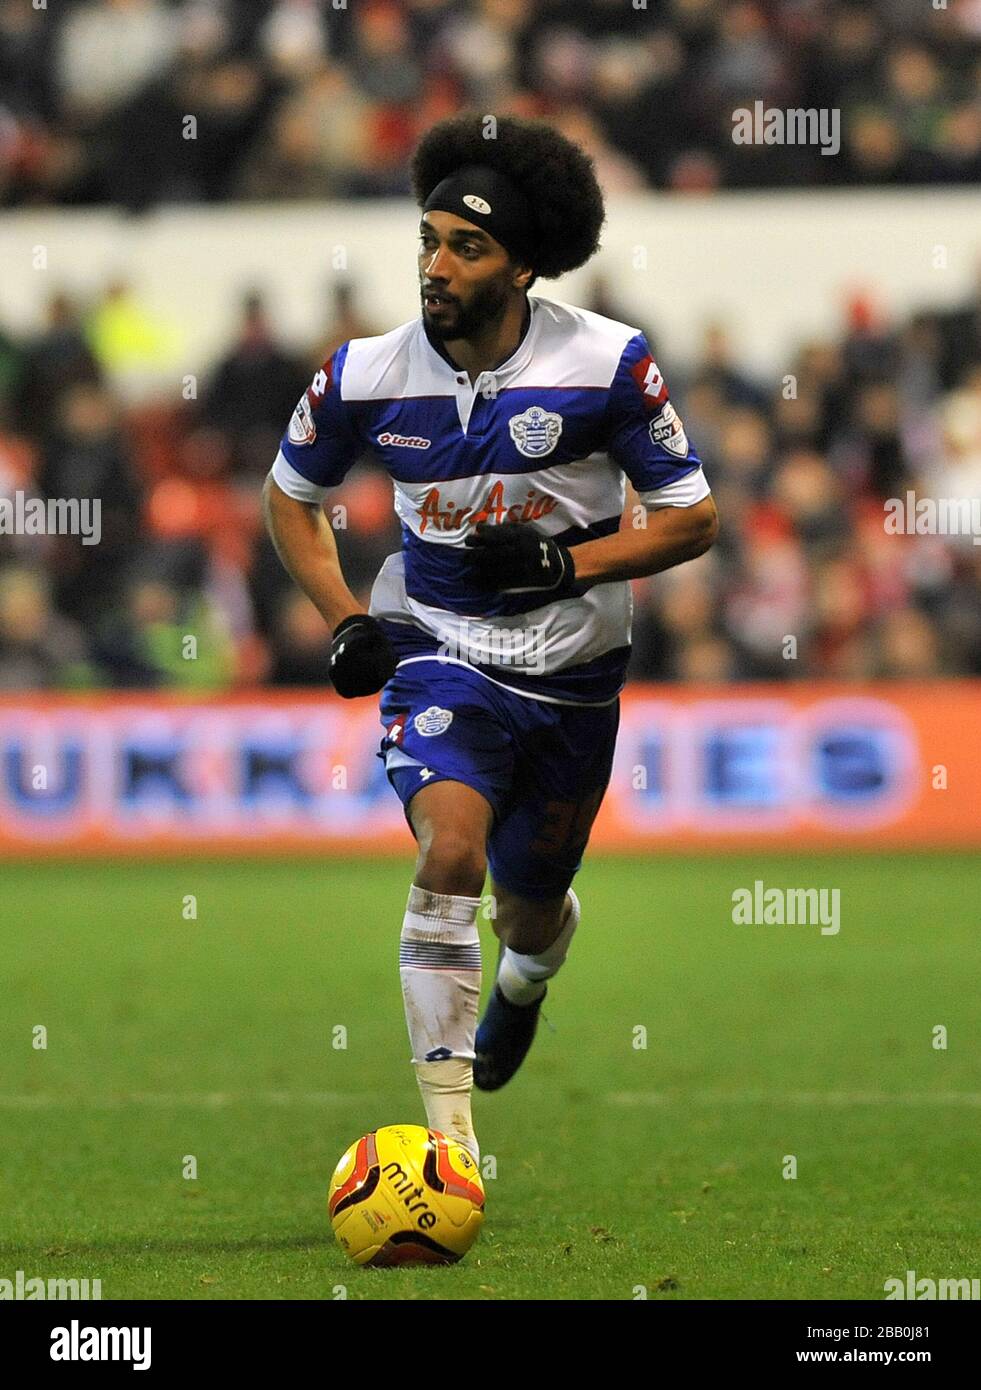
[329,614,397,698]
[463,521,580,597]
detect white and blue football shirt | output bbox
[273,295,711,706]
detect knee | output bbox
[494,886,568,953]
[416,832,487,898]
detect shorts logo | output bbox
[414,706,453,737]
[384,716,406,747]
[649,401,690,458]
[508,406,563,458]
[287,392,316,446]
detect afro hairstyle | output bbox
[410,112,605,285]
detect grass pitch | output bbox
[1,854,978,1301]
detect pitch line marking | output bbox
[2,1089,981,1109]
[0,1091,356,1109]
[607,1090,981,1107]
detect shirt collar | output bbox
[422,295,537,382]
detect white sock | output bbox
[497,888,581,1006]
[399,883,482,1162]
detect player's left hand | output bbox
[464,521,580,597]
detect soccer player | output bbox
[263,114,718,1164]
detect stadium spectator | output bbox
[268,590,336,686]
[38,381,143,629]
[1,269,980,688]
[10,293,102,442]
[236,63,373,202]
[0,566,92,688]
[3,0,979,207]
[54,0,178,126]
[93,571,236,688]
[199,290,309,480]
[306,280,383,374]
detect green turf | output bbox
[1,854,979,1301]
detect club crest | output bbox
[508,406,563,458]
[413,706,454,737]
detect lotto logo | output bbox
[630,355,669,411]
[642,362,662,397]
[377,432,432,449]
[309,360,333,407]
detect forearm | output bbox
[261,473,363,630]
[571,496,719,585]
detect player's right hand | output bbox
[329,614,398,698]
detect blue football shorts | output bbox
[376,658,620,900]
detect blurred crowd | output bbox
[1,269,980,690]
[1,0,979,208]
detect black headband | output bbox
[422,165,537,268]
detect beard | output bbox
[421,275,510,341]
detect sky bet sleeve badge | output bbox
[648,400,690,458]
[287,391,317,446]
